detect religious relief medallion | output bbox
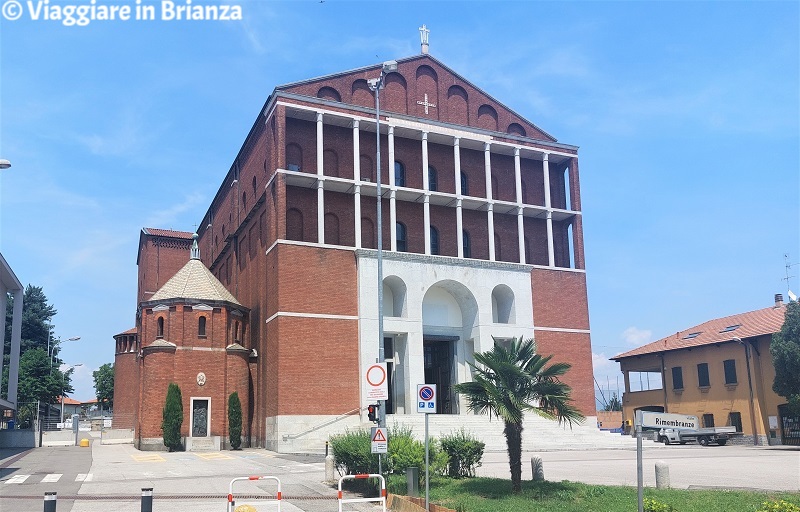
[196,372,207,386]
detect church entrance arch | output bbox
[191,397,211,437]
[422,281,478,415]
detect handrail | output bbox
[282,407,362,441]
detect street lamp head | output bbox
[382,60,398,73]
[0,159,11,170]
[733,336,743,344]
[68,336,81,342]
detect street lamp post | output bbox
[61,363,83,424]
[367,60,398,431]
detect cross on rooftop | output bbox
[416,93,436,115]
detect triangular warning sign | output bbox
[372,429,387,442]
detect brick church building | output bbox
[113,36,594,451]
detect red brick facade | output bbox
[114,53,596,450]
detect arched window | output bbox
[428,166,438,192]
[396,222,407,252]
[460,171,469,196]
[462,230,471,258]
[394,161,406,187]
[198,316,207,337]
[430,226,440,255]
[286,208,304,241]
[157,317,164,338]
[252,176,257,194]
[234,321,240,342]
[242,192,247,210]
[286,143,302,171]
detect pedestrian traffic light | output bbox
[367,403,380,423]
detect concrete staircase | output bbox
[381,414,653,452]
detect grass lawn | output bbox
[394,477,800,512]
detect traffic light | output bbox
[367,403,380,423]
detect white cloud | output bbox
[592,352,613,372]
[622,326,652,346]
[143,192,207,229]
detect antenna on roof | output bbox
[419,24,430,54]
[784,253,798,301]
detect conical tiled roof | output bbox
[149,258,241,305]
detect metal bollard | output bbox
[43,491,57,512]
[141,487,153,512]
[655,460,670,489]
[531,456,544,481]
[406,467,419,497]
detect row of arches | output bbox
[384,278,516,325]
[310,64,528,135]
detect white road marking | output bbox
[42,474,63,483]
[75,473,93,482]
[5,474,31,484]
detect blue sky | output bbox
[1,1,798,406]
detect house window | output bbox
[156,317,164,338]
[702,413,715,428]
[430,226,439,255]
[697,362,710,387]
[428,166,438,192]
[723,359,737,385]
[396,222,407,252]
[395,161,406,187]
[729,412,743,432]
[198,316,207,337]
[671,366,684,390]
[234,321,240,343]
[460,171,469,196]
[462,230,471,258]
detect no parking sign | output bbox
[416,384,437,414]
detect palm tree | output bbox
[454,336,584,493]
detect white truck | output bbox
[657,425,737,446]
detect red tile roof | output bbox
[57,396,82,405]
[612,304,787,360]
[142,228,193,239]
[116,327,137,336]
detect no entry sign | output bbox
[365,363,388,400]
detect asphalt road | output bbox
[2,438,798,511]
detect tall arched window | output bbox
[286,208,304,241]
[394,161,406,187]
[460,171,469,196]
[396,222,407,252]
[157,317,164,338]
[428,166,438,192]
[462,230,471,258]
[198,316,207,337]
[234,321,240,343]
[430,226,440,255]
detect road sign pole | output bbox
[425,412,429,511]
[635,411,643,512]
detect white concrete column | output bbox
[7,288,23,405]
[422,132,429,189]
[316,112,324,176]
[353,120,362,248]
[453,137,461,195]
[317,112,325,244]
[514,147,522,204]
[484,142,492,200]
[422,132,431,254]
[488,204,495,261]
[543,153,555,266]
[517,207,526,264]
[389,126,397,251]
[456,199,464,258]
[454,137,464,257]
[485,142,495,261]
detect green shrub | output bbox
[643,497,676,512]
[440,428,485,477]
[386,425,425,474]
[758,500,800,512]
[161,383,183,452]
[330,428,375,475]
[228,392,242,450]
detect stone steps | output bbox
[374,414,653,452]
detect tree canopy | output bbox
[93,363,114,410]
[772,300,800,415]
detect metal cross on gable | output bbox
[416,93,437,115]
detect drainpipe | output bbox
[659,353,668,413]
[734,337,758,445]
